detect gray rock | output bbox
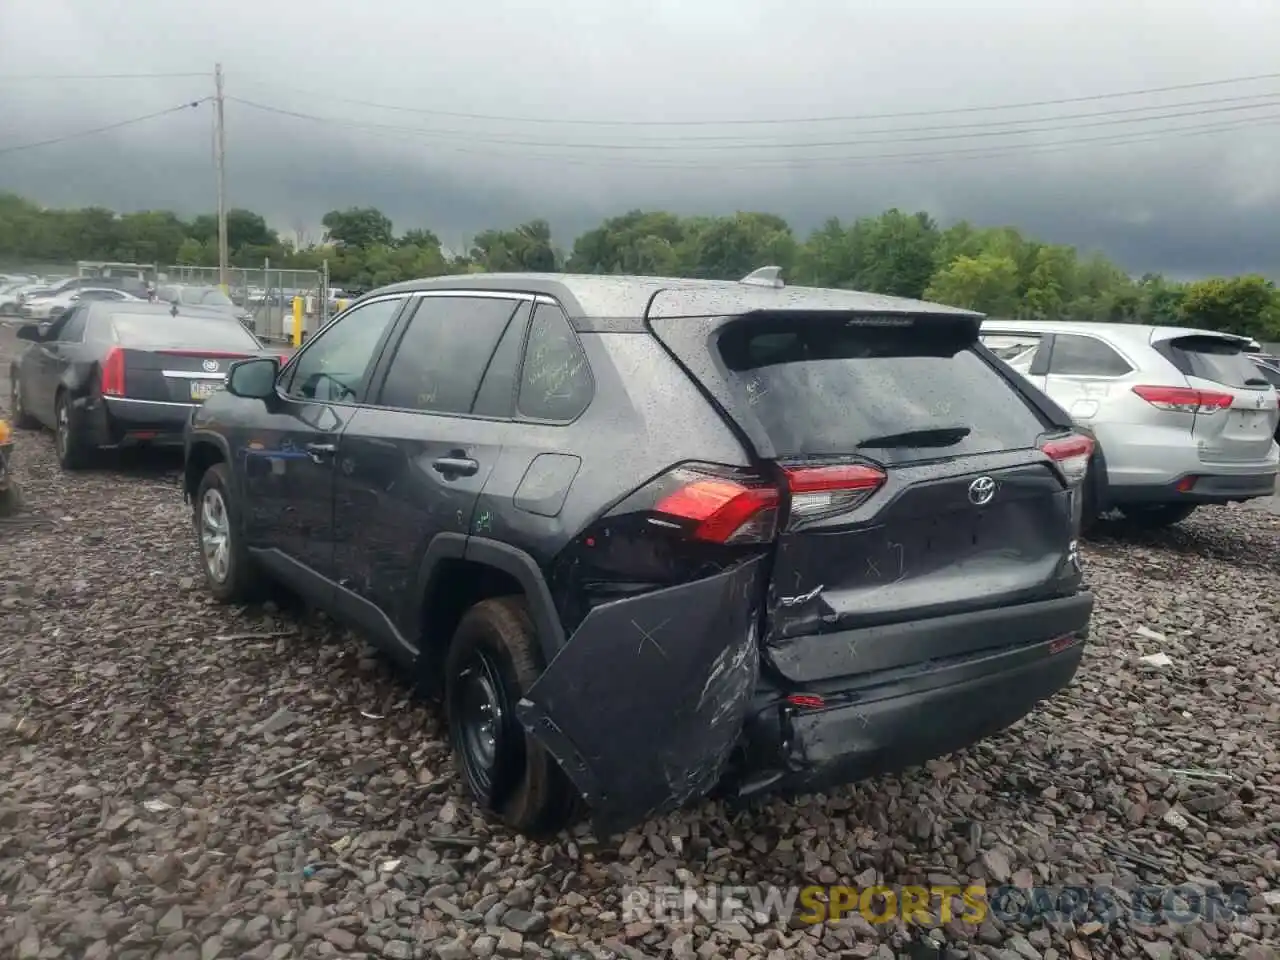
[325,928,358,951]
[501,910,547,934]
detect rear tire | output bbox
[194,462,264,603]
[10,377,39,430]
[1118,503,1197,529]
[54,392,93,470]
[444,597,580,835]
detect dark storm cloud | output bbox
[2,0,1280,276]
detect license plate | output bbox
[190,380,223,401]
[1227,410,1268,431]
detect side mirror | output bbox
[16,324,40,342]
[225,357,279,400]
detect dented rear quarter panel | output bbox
[516,556,767,836]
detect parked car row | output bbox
[11,267,1276,841]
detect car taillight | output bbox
[1132,384,1233,415]
[781,463,886,527]
[1039,432,1094,486]
[100,347,125,397]
[652,469,780,544]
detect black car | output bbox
[11,301,284,469]
[182,270,1096,837]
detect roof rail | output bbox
[740,266,784,289]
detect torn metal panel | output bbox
[516,556,765,836]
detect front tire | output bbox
[54,392,93,470]
[444,597,579,835]
[194,462,263,603]
[1118,503,1197,529]
[10,376,39,430]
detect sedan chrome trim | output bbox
[162,370,227,380]
[105,397,198,408]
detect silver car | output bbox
[980,320,1279,528]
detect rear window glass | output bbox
[108,312,261,351]
[1158,336,1267,389]
[715,317,1047,463]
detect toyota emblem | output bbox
[968,476,997,506]
[202,359,219,373]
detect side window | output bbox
[376,296,519,414]
[517,303,593,422]
[1048,334,1132,377]
[981,332,1042,372]
[284,297,403,403]
[57,306,88,342]
[473,302,532,418]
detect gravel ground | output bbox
[1,324,1277,960]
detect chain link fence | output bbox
[160,265,331,343]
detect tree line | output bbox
[1,192,1276,340]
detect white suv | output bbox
[981,320,1279,528]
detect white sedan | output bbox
[19,287,143,320]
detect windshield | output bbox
[180,287,234,307]
[109,312,262,351]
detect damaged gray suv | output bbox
[183,268,1096,837]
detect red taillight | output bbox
[1039,432,1094,486]
[101,347,125,397]
[783,462,886,527]
[654,475,779,544]
[785,693,826,709]
[1132,384,1233,415]
[639,460,887,544]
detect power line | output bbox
[233,90,1280,144]
[0,71,211,82]
[240,70,1280,126]
[228,94,1280,152]
[0,100,210,157]
[246,108,1280,171]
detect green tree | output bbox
[677,212,797,280]
[321,207,395,249]
[469,220,558,272]
[924,253,1021,315]
[567,210,686,275]
[1178,275,1280,340]
[848,209,939,299]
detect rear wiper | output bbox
[856,426,971,449]
[1244,377,1270,387]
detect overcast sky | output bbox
[2,0,1280,278]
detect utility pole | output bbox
[214,63,229,291]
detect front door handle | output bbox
[305,442,336,463]
[432,456,479,478]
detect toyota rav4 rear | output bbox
[518,289,1095,836]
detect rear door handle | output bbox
[432,456,479,477]
[305,442,336,463]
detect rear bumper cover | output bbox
[519,566,1092,834]
[77,396,195,448]
[1108,469,1276,505]
[729,628,1088,799]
